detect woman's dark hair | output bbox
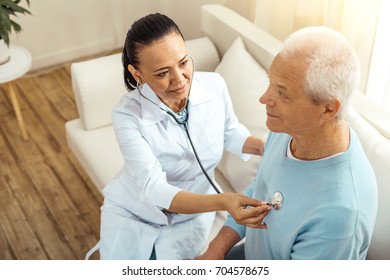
[122,13,184,91]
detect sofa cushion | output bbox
[65,119,123,191]
[215,37,270,194]
[65,119,124,191]
[185,37,220,72]
[71,53,125,130]
[346,107,390,260]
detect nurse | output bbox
[94,13,270,260]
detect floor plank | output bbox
[0,176,47,260]
[0,59,104,260]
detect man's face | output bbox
[259,54,325,138]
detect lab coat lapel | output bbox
[140,84,167,127]
[166,118,188,149]
[139,84,188,149]
[188,79,212,106]
[188,77,213,125]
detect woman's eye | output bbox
[180,60,188,67]
[157,71,168,77]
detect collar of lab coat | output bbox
[140,75,212,127]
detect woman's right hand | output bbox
[221,193,272,228]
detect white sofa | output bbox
[66,4,390,260]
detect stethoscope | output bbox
[135,56,221,195]
[267,191,283,210]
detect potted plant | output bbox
[0,0,31,65]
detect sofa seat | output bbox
[66,119,123,190]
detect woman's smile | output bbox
[169,84,187,94]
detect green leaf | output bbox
[0,0,31,46]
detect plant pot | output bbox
[0,39,11,65]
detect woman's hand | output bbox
[221,193,271,228]
[242,136,265,156]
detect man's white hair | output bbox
[280,26,360,120]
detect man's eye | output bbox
[279,91,288,99]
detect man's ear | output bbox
[323,98,341,119]
[127,64,142,83]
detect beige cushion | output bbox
[185,37,220,72]
[65,119,123,191]
[71,53,125,130]
[215,37,270,194]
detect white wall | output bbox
[10,0,231,71]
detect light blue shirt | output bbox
[225,128,378,259]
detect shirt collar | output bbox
[138,84,167,127]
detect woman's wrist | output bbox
[219,192,232,212]
[242,136,265,156]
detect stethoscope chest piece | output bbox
[271,191,283,210]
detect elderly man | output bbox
[196,26,378,260]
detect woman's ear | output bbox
[127,64,137,77]
[127,64,142,83]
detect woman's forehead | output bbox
[138,33,187,66]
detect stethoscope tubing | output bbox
[183,122,221,194]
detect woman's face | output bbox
[129,32,193,112]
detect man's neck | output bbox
[290,121,350,160]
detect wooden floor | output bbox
[0,56,113,259]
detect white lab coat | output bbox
[99,72,250,259]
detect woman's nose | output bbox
[171,68,186,84]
